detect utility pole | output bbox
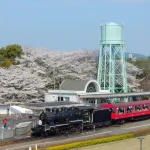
[54,67,55,90]
[9,96,13,116]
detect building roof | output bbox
[114,100,150,107]
[11,105,33,114]
[60,80,90,91]
[107,22,118,25]
[101,100,150,108]
[60,79,100,92]
[79,91,150,99]
[25,101,81,107]
[75,106,94,111]
[22,101,85,110]
[16,121,32,128]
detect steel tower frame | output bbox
[97,41,128,95]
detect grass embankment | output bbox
[44,128,150,150]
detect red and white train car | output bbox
[101,100,150,124]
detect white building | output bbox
[129,53,133,59]
[45,79,110,103]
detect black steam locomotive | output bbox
[31,106,111,137]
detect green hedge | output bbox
[46,134,133,150]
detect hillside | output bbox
[0,47,143,103]
[125,52,147,59]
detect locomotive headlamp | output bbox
[38,120,42,125]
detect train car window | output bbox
[143,104,148,110]
[117,107,124,114]
[135,105,141,111]
[82,110,89,121]
[126,106,133,113]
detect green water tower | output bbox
[97,22,128,100]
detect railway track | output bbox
[0,127,110,147]
[0,120,149,148]
[0,137,43,147]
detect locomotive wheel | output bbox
[44,132,48,138]
[76,126,81,132]
[40,132,45,137]
[79,126,83,133]
[56,129,60,135]
[70,127,75,132]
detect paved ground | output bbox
[78,135,150,150]
[2,119,150,150]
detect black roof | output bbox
[25,101,81,107]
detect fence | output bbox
[0,128,14,140]
[0,118,38,140]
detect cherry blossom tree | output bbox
[0,46,143,103]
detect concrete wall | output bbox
[15,121,33,136]
[45,94,58,102]
[0,129,14,140]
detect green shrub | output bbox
[46,134,133,150]
[1,58,13,68]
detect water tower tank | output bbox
[101,22,124,44]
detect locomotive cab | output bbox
[74,106,94,122]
